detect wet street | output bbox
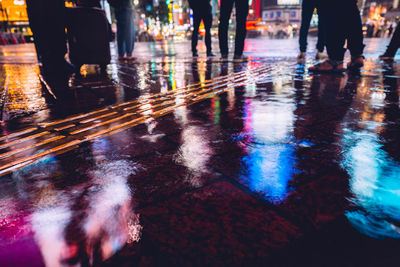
[0,38,399,266]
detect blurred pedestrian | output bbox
[298,0,327,61]
[189,0,215,57]
[375,26,382,38]
[113,0,135,59]
[388,23,394,37]
[309,0,365,73]
[218,0,249,60]
[380,23,400,60]
[26,0,74,78]
[366,21,375,38]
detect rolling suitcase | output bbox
[66,7,111,73]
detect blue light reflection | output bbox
[242,144,296,203]
[342,131,400,239]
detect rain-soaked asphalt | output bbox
[0,38,399,266]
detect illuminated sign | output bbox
[14,0,25,5]
[277,0,300,5]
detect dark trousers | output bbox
[299,0,325,52]
[26,0,67,66]
[192,10,212,53]
[115,8,135,57]
[321,0,364,61]
[384,23,400,56]
[218,0,249,56]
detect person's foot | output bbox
[233,54,248,62]
[48,59,75,77]
[41,59,74,77]
[309,59,345,73]
[207,51,215,57]
[221,54,228,60]
[192,51,199,57]
[315,51,328,60]
[297,52,306,63]
[348,55,364,70]
[379,53,394,60]
[297,52,306,59]
[124,55,137,60]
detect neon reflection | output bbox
[342,132,400,239]
[239,86,296,202]
[242,144,295,202]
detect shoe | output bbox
[297,52,306,60]
[315,51,328,60]
[221,54,228,60]
[297,52,306,63]
[348,55,364,70]
[124,55,137,60]
[207,52,215,57]
[192,51,199,57]
[309,59,345,73]
[233,54,248,62]
[41,59,75,78]
[379,53,394,60]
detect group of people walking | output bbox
[26,0,400,85]
[189,0,248,60]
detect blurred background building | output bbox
[261,0,300,38]
[0,0,30,44]
[360,0,400,38]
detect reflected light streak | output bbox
[239,90,296,202]
[31,207,72,267]
[342,131,400,239]
[243,144,296,203]
[84,160,141,261]
[174,105,212,188]
[2,65,47,117]
[211,97,220,125]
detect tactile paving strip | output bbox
[0,64,273,176]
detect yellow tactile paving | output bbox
[0,65,271,176]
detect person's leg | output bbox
[323,1,346,61]
[218,0,234,57]
[233,0,249,57]
[346,0,365,59]
[309,1,346,72]
[203,11,213,55]
[125,9,135,57]
[299,0,315,53]
[192,12,201,55]
[115,8,127,57]
[382,23,400,57]
[26,0,67,68]
[345,0,365,70]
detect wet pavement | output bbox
[0,38,400,266]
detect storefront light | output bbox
[14,0,25,6]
